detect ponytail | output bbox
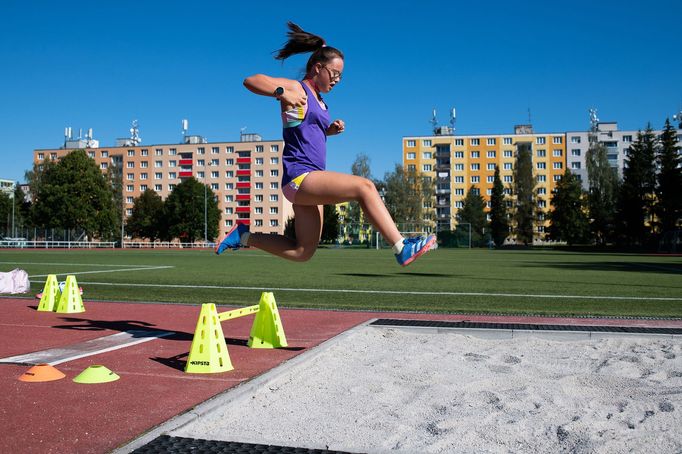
[274,21,344,74]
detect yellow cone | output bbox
[37,275,60,312]
[185,303,233,373]
[248,292,288,349]
[73,365,120,384]
[55,275,85,313]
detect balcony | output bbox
[179,171,193,178]
[236,219,250,225]
[235,194,250,201]
[236,170,251,177]
[236,182,250,189]
[237,157,251,164]
[235,206,250,213]
[179,159,193,166]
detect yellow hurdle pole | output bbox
[218,304,260,322]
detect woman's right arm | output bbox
[243,74,307,108]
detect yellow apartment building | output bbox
[403,125,566,238]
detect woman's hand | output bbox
[327,119,345,135]
[280,88,308,108]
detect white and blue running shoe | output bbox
[215,223,249,255]
[395,234,437,266]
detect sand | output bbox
[173,327,682,453]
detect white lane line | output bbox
[0,330,174,366]
[32,280,682,302]
[29,266,174,278]
[0,262,173,267]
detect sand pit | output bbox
[172,327,682,453]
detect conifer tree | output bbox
[513,142,536,245]
[489,166,509,247]
[655,119,682,234]
[548,170,589,245]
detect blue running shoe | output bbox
[395,234,437,266]
[215,223,249,255]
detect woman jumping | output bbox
[216,21,436,266]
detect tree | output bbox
[586,141,619,245]
[164,177,221,243]
[30,149,118,239]
[284,216,296,240]
[126,189,165,242]
[458,185,487,245]
[346,154,372,236]
[548,170,589,245]
[616,125,657,245]
[512,142,536,245]
[655,118,682,234]
[489,166,509,247]
[0,192,11,236]
[382,164,433,232]
[321,204,340,243]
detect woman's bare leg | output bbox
[294,170,403,245]
[247,204,322,262]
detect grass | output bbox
[1,247,681,317]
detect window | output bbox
[169,172,177,179]
[503,163,512,170]
[270,207,278,214]
[270,194,278,202]
[455,176,464,183]
[155,160,163,168]
[210,159,219,166]
[270,170,279,177]
[270,182,279,189]
[140,184,148,191]
[88,151,95,158]
[553,136,563,144]
[169,160,176,167]
[226,146,234,153]
[487,151,496,158]
[536,137,546,145]
[255,170,264,177]
[571,149,581,157]
[553,162,563,169]
[155,184,162,191]
[225,207,234,214]
[127,173,134,180]
[270,144,279,152]
[422,152,432,159]
[255,207,263,214]
[212,147,219,154]
[455,139,464,146]
[101,151,109,158]
[537,162,546,169]
[255,158,264,165]
[255,182,263,189]
[226,183,234,189]
[256,145,264,153]
[406,140,416,147]
[141,149,148,156]
[487,138,496,146]
[487,163,495,171]
[454,164,464,171]
[537,149,546,157]
[503,150,513,157]
[487,176,494,183]
[254,195,263,202]
[225,195,234,202]
[128,150,135,157]
[454,151,464,158]
[503,176,512,183]
[571,136,581,144]
[471,176,480,183]
[422,139,432,147]
[538,188,547,195]
[211,171,219,178]
[126,209,133,216]
[471,151,480,158]
[503,138,513,145]
[470,138,480,146]
[470,163,480,171]
[423,164,432,171]
[407,164,416,171]
[169,148,177,155]
[538,175,547,182]
[141,161,148,168]
[553,149,563,157]
[455,201,464,208]
[155,148,163,156]
[198,171,205,178]
[406,152,416,159]
[100,163,108,170]
[197,147,205,155]
[270,220,279,227]
[226,171,234,178]
[140,173,148,180]
[538,200,547,208]
[127,162,135,168]
[38,153,45,160]
[226,159,234,165]
[127,185,134,192]
[270,157,279,165]
[554,175,562,182]
[571,162,581,169]
[455,188,465,195]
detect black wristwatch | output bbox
[274,87,284,100]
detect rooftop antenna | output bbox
[589,107,599,133]
[449,107,456,132]
[64,127,72,146]
[673,106,682,129]
[86,128,94,148]
[430,109,438,134]
[181,119,189,137]
[129,120,141,146]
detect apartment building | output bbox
[403,125,567,235]
[566,122,682,190]
[33,135,292,239]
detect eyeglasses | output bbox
[323,66,342,82]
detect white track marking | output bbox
[29,266,174,278]
[31,280,682,302]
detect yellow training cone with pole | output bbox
[55,275,85,313]
[37,274,60,312]
[185,303,233,373]
[248,292,288,349]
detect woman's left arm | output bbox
[326,119,345,136]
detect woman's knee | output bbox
[292,243,318,262]
[356,177,377,200]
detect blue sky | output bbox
[1,0,680,184]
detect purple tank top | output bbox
[281,82,331,186]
